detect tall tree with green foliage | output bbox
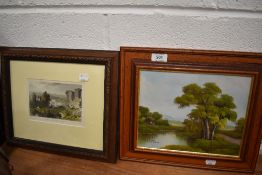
[235,117,245,133]
[175,82,237,140]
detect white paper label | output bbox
[151,53,168,62]
[79,73,89,82]
[205,159,216,166]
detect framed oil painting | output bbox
[120,47,262,172]
[1,47,118,162]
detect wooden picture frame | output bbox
[120,47,262,172]
[1,47,118,162]
[0,101,3,146]
[0,48,4,145]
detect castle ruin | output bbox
[65,88,82,108]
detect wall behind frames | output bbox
[0,0,261,153]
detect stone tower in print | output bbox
[66,88,82,108]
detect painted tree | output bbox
[138,106,152,124]
[138,106,169,126]
[235,117,245,133]
[211,94,237,139]
[175,82,237,140]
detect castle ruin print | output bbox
[29,79,82,122]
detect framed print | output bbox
[1,47,118,162]
[120,47,262,172]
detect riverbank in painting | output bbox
[137,106,242,156]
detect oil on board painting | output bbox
[29,79,82,122]
[137,70,252,156]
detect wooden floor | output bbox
[4,147,262,175]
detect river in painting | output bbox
[138,131,188,149]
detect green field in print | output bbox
[137,70,252,156]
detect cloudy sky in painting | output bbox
[28,79,81,95]
[139,70,252,122]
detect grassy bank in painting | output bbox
[162,125,241,155]
[163,136,240,155]
[138,105,244,156]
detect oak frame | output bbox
[1,47,118,163]
[119,47,262,172]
